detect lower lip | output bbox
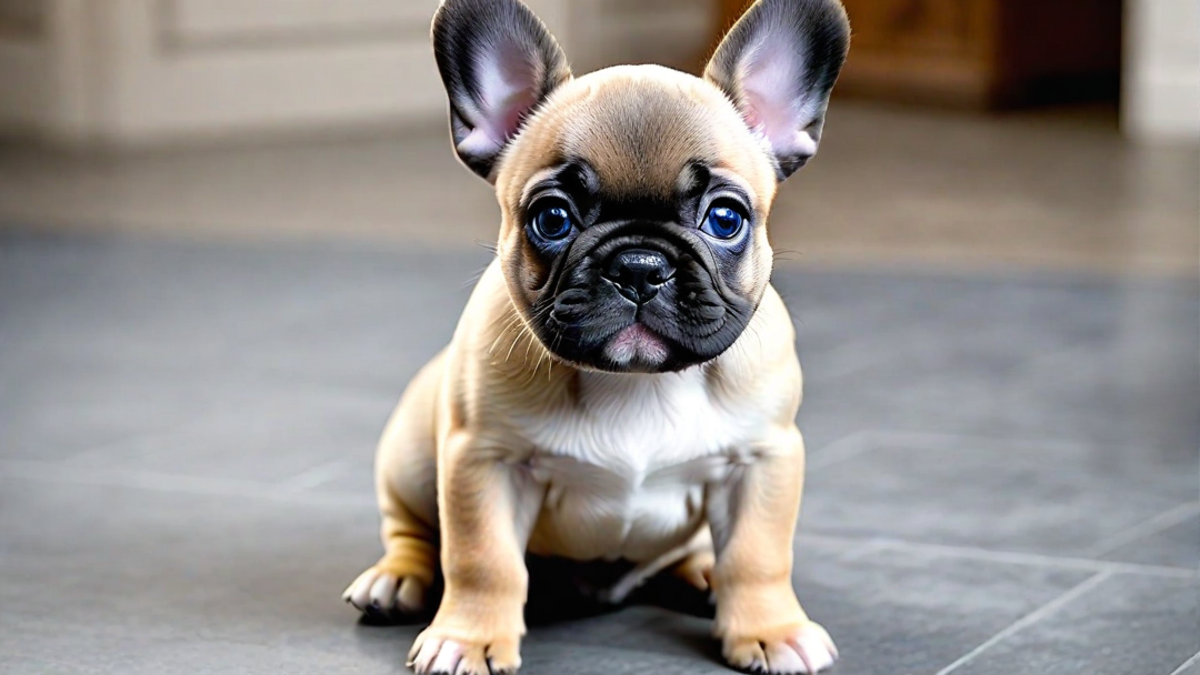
[603,323,669,366]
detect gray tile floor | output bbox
[1,231,1197,675]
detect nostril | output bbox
[646,265,675,286]
[607,250,673,279]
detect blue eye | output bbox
[532,203,573,240]
[702,204,745,239]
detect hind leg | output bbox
[344,352,444,619]
[600,528,715,604]
[669,527,715,594]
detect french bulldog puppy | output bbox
[344,0,850,672]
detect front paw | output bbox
[723,621,838,675]
[407,624,522,675]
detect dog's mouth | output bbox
[601,322,670,372]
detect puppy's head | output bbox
[432,0,849,372]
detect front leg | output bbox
[408,431,543,675]
[708,426,837,675]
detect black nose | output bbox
[605,249,675,304]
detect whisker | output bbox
[488,313,525,358]
[504,328,524,364]
[772,248,803,264]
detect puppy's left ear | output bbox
[432,0,572,183]
[705,0,850,180]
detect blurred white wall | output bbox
[0,0,713,148]
[0,0,527,145]
[0,0,563,146]
[1123,0,1200,141]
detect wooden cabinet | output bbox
[716,0,1121,109]
[836,0,997,106]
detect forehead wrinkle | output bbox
[497,66,779,220]
[520,166,560,204]
[559,85,722,201]
[707,167,758,204]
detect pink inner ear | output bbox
[456,127,501,158]
[460,44,542,158]
[736,33,819,161]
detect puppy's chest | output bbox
[515,371,764,559]
[522,370,759,474]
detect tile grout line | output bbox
[932,571,1114,675]
[55,421,196,467]
[806,430,878,471]
[794,428,1094,473]
[864,535,1200,578]
[1083,501,1200,558]
[275,460,350,493]
[1169,649,1200,675]
[5,458,1199,580]
[866,429,1088,453]
[863,537,1198,579]
[1,459,370,507]
[807,427,1098,473]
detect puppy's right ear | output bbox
[432,0,572,183]
[705,0,850,180]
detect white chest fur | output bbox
[517,368,767,562]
